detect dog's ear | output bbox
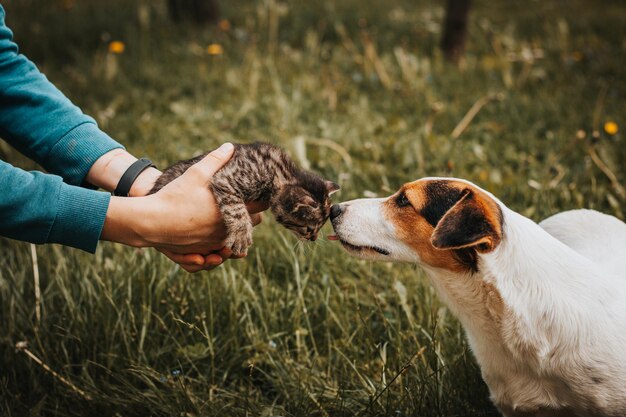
[431,189,502,253]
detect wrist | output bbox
[101,195,156,247]
[129,167,162,197]
[86,149,162,195]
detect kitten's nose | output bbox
[330,204,343,220]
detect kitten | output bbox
[149,142,340,255]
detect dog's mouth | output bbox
[329,235,390,256]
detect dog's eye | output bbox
[396,193,411,208]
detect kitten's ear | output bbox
[325,181,340,196]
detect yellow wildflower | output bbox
[206,43,224,55]
[604,121,619,136]
[108,41,125,54]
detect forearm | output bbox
[99,195,150,247]
[0,6,123,185]
[86,148,162,196]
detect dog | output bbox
[329,177,626,417]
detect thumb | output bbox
[189,142,235,178]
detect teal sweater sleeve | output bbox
[0,160,110,252]
[0,5,123,252]
[0,5,123,184]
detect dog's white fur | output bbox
[331,178,626,417]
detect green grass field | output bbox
[1,0,625,415]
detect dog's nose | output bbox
[330,204,343,220]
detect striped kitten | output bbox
[149,142,339,255]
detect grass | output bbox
[1,0,625,415]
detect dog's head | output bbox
[329,178,504,273]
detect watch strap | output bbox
[113,158,155,197]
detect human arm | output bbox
[100,143,266,272]
[0,159,111,252]
[0,6,225,268]
[0,144,264,272]
[0,6,265,270]
[0,5,123,186]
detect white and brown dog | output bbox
[329,177,626,417]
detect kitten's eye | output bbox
[395,192,411,208]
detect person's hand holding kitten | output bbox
[100,143,265,272]
[150,142,339,257]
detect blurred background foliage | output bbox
[0,0,624,416]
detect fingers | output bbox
[217,247,233,258]
[244,201,266,227]
[158,248,224,273]
[251,213,263,226]
[180,263,219,273]
[246,200,270,213]
[180,253,223,272]
[188,142,235,178]
[216,246,247,259]
[160,249,205,266]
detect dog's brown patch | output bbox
[382,179,503,273]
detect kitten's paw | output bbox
[225,226,253,257]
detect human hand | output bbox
[158,202,265,272]
[142,151,267,272]
[100,143,268,272]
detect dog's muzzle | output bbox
[329,202,390,256]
